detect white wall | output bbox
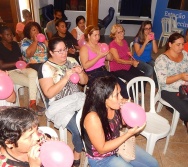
[32,0,157,37]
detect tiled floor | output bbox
[19,36,188,167]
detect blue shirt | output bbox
[133,37,153,62]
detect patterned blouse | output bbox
[155,50,188,92]
[21,38,48,64]
[84,111,121,160]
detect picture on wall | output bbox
[167,0,188,11]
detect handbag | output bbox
[117,130,136,162]
[179,84,188,101]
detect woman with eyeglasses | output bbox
[109,24,144,84]
[38,37,88,167]
[133,21,158,82]
[21,22,48,71]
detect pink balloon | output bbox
[0,71,14,100]
[40,141,74,167]
[70,73,80,84]
[121,102,146,127]
[37,33,46,42]
[149,33,154,40]
[100,43,109,53]
[78,36,86,47]
[15,61,27,69]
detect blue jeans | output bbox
[88,145,159,167]
[66,112,83,153]
[137,60,154,77]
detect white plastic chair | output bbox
[158,17,173,47]
[129,41,134,54]
[154,67,180,137]
[76,109,89,167]
[14,84,25,106]
[126,76,170,155]
[169,14,184,34]
[43,27,48,40]
[38,126,59,139]
[36,79,68,143]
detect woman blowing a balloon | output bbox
[38,37,88,167]
[80,76,159,167]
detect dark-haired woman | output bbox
[155,32,188,133]
[53,18,80,63]
[21,22,48,71]
[38,37,88,166]
[71,15,85,40]
[80,76,159,167]
[0,107,41,167]
[133,21,158,79]
[0,25,40,113]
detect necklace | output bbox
[5,148,28,165]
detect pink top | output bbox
[85,43,105,72]
[109,40,131,71]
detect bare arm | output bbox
[152,39,158,54]
[80,46,107,70]
[84,112,145,154]
[39,69,73,99]
[166,73,188,84]
[46,32,53,40]
[71,28,77,40]
[0,60,17,70]
[6,91,16,103]
[72,65,88,85]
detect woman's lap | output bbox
[88,145,159,167]
[161,90,188,121]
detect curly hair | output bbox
[0,107,39,148]
[80,76,122,141]
[109,24,125,39]
[23,21,42,39]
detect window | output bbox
[66,0,86,11]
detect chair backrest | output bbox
[38,126,59,139]
[161,17,172,33]
[43,27,48,40]
[129,41,134,54]
[36,79,48,109]
[126,76,156,113]
[170,14,178,28]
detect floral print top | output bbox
[21,38,48,64]
[155,50,188,92]
[84,111,121,160]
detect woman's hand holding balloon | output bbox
[181,73,188,82]
[72,65,83,74]
[127,123,146,136]
[28,144,41,167]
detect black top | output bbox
[52,31,78,48]
[0,41,21,70]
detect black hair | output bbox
[0,107,39,148]
[54,9,62,15]
[48,37,65,58]
[76,15,85,25]
[0,25,11,34]
[166,32,184,50]
[23,21,42,39]
[80,76,122,141]
[55,18,66,27]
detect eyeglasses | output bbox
[144,28,152,31]
[117,30,125,34]
[53,47,68,54]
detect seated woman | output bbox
[0,25,41,113]
[109,24,144,83]
[71,15,86,40]
[38,37,88,167]
[80,76,159,167]
[0,107,41,167]
[155,32,188,133]
[80,25,128,98]
[21,21,48,71]
[133,21,158,84]
[15,9,32,42]
[53,18,80,63]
